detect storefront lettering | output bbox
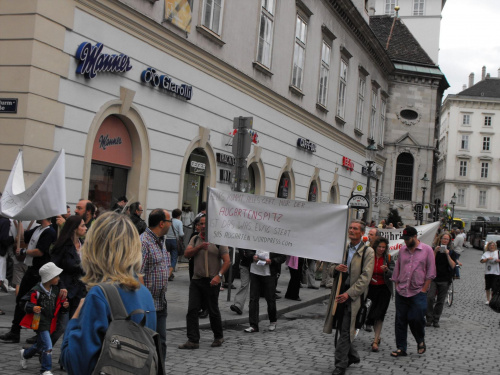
[297,138,316,152]
[75,42,132,79]
[216,153,236,166]
[141,67,193,100]
[342,156,354,172]
[190,160,205,171]
[220,169,232,184]
[99,134,123,150]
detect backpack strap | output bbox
[98,283,129,321]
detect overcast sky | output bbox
[439,0,500,95]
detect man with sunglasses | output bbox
[140,208,172,362]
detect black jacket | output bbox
[130,213,147,235]
[50,241,86,299]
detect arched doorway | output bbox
[329,185,338,204]
[394,152,414,201]
[308,180,318,202]
[277,172,292,199]
[88,115,132,211]
[183,148,209,214]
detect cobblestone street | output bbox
[167,248,497,375]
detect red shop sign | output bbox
[342,156,354,172]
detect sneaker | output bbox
[244,327,258,333]
[364,325,372,332]
[20,349,27,369]
[0,331,20,343]
[42,372,54,375]
[7,286,15,292]
[178,341,199,349]
[268,323,276,331]
[486,301,490,305]
[211,338,224,347]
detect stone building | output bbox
[370,15,448,224]
[436,69,500,227]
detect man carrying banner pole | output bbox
[323,219,374,375]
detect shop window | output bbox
[183,149,208,214]
[278,173,290,199]
[308,181,318,202]
[89,115,132,210]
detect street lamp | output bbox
[420,173,429,225]
[364,139,377,223]
[449,192,457,230]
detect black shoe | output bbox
[0,331,20,343]
[275,294,282,299]
[275,290,282,293]
[199,309,209,318]
[230,305,243,315]
[26,335,37,344]
[332,367,346,375]
[433,322,440,328]
[425,321,432,327]
[285,296,301,301]
[308,286,319,290]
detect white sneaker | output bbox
[486,300,490,305]
[7,286,15,292]
[20,349,27,369]
[42,372,54,375]
[268,323,276,331]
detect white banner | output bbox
[0,150,67,221]
[207,187,348,263]
[367,221,441,261]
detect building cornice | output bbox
[436,179,500,188]
[325,0,394,75]
[75,0,382,160]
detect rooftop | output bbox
[370,15,435,67]
[457,77,500,99]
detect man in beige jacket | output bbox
[323,220,374,375]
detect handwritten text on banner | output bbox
[207,188,348,263]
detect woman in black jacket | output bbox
[50,215,87,318]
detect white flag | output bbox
[1,150,67,220]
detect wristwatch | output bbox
[218,273,223,278]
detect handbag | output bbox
[171,224,185,256]
[354,246,371,329]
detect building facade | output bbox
[437,72,500,227]
[1,0,448,227]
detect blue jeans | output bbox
[165,239,178,269]
[395,291,427,352]
[156,308,167,363]
[24,330,52,372]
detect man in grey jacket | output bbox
[323,220,374,375]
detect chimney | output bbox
[482,66,486,80]
[469,73,474,87]
[462,84,467,91]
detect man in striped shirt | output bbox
[140,208,172,362]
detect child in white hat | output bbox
[19,262,69,375]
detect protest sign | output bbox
[367,221,441,260]
[207,187,348,263]
[1,150,67,220]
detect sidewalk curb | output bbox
[167,292,331,331]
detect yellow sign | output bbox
[356,184,364,192]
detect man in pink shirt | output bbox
[390,226,436,357]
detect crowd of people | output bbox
[0,193,495,375]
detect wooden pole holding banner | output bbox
[332,207,355,316]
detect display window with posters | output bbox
[88,115,132,211]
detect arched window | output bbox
[394,153,414,201]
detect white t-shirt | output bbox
[482,250,500,275]
[250,250,271,276]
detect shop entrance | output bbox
[88,115,132,211]
[183,149,208,214]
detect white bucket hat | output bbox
[39,262,63,283]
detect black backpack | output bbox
[92,283,165,375]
